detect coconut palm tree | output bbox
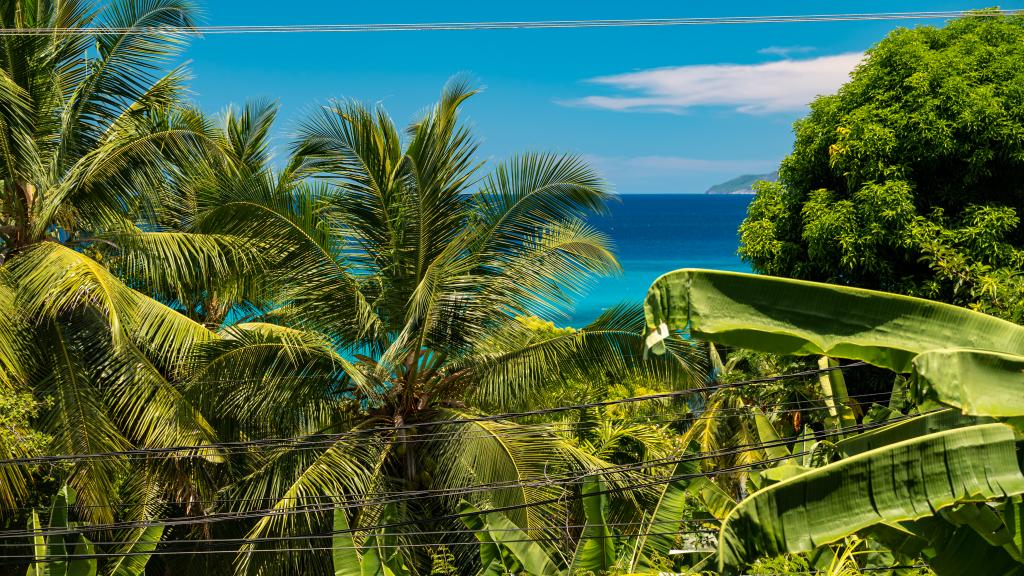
[186,81,703,575]
[0,0,259,523]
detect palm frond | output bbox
[187,322,370,436]
[61,0,196,152]
[470,152,613,261]
[10,242,214,366]
[462,302,703,412]
[35,321,130,524]
[432,409,569,542]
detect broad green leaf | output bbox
[817,356,856,431]
[644,269,1024,371]
[49,485,74,530]
[794,428,816,467]
[359,532,385,576]
[862,403,901,425]
[872,515,1024,576]
[836,409,987,457]
[372,509,407,576]
[332,510,362,576]
[27,510,45,576]
[479,510,557,576]
[108,526,164,576]
[477,558,505,576]
[914,349,1024,417]
[752,408,790,461]
[942,503,1016,552]
[717,423,1024,575]
[688,477,736,521]
[458,502,505,572]
[1004,498,1024,563]
[759,464,814,485]
[66,537,96,576]
[631,458,698,570]
[570,476,616,573]
[48,486,73,576]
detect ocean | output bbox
[567,194,753,326]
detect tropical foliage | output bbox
[738,11,1024,321]
[645,268,1024,575]
[0,0,255,528]
[181,81,701,576]
[2,2,1022,575]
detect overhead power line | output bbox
[0,388,893,477]
[0,10,1016,36]
[0,412,919,541]
[0,361,865,466]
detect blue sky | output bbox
[182,1,1022,193]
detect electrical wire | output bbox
[0,530,717,563]
[0,389,900,532]
[7,388,891,469]
[0,519,718,548]
[0,413,919,541]
[0,388,894,491]
[0,361,866,466]
[0,10,1015,36]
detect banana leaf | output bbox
[332,510,361,576]
[870,514,1024,576]
[717,423,1024,575]
[25,486,97,576]
[752,408,791,461]
[817,357,856,431]
[108,526,164,576]
[688,477,736,521]
[836,409,987,457]
[458,502,508,576]
[28,510,45,576]
[914,349,1024,417]
[457,503,557,576]
[569,476,616,573]
[630,458,700,570]
[643,269,1024,372]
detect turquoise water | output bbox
[567,194,753,326]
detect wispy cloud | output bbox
[567,53,863,115]
[758,45,816,57]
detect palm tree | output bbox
[187,81,702,575]
[0,0,257,523]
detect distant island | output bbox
[706,171,779,194]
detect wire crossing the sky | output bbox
[0,10,1016,36]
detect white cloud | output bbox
[758,45,816,57]
[568,53,863,115]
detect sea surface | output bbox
[567,194,753,326]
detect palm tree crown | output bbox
[188,82,701,575]
[0,0,255,523]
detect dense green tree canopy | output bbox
[739,12,1024,321]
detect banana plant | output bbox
[331,508,409,576]
[458,478,620,575]
[26,485,95,576]
[460,471,723,575]
[644,269,1024,575]
[26,486,162,576]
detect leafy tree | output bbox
[738,11,1024,321]
[187,81,701,575]
[0,0,258,525]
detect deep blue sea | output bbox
[567,194,753,326]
